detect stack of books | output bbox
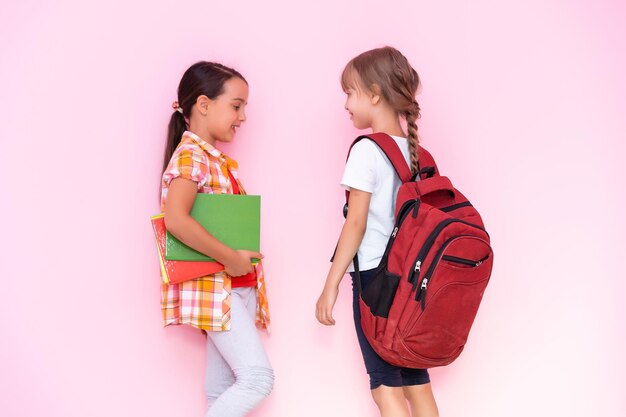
[151,194,260,284]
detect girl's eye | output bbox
[233,105,241,110]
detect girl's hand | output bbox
[316,285,339,326]
[225,250,262,277]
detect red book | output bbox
[150,214,224,284]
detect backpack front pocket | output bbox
[401,278,488,364]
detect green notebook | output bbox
[165,194,261,262]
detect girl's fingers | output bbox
[321,309,335,326]
[316,298,336,325]
[316,306,324,324]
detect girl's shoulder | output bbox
[349,138,389,165]
[175,135,204,152]
[350,137,378,156]
[353,135,409,155]
[170,137,210,163]
[346,136,411,178]
[163,139,211,181]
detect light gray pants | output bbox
[205,286,274,417]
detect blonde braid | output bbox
[406,101,421,175]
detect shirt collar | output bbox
[183,130,239,170]
[183,130,223,158]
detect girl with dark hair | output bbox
[160,61,273,417]
[316,47,439,417]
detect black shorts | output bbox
[351,268,430,390]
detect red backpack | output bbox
[346,133,493,369]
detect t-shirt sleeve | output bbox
[340,140,378,193]
[162,147,210,190]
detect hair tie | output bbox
[172,101,183,115]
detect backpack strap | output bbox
[350,133,413,183]
[349,133,440,182]
[344,133,441,204]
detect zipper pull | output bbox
[391,227,398,238]
[416,278,429,309]
[411,261,422,290]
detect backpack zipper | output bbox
[441,254,484,267]
[383,199,420,257]
[394,199,419,234]
[409,219,486,290]
[416,236,490,308]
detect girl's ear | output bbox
[369,84,382,105]
[196,95,210,116]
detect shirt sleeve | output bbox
[162,147,210,190]
[340,139,378,193]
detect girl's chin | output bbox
[218,133,235,143]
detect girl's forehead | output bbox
[342,68,364,92]
[222,77,249,99]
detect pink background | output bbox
[2,1,625,416]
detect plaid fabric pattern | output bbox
[161,272,232,331]
[161,132,244,202]
[160,131,270,332]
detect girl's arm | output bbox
[164,177,261,277]
[316,189,371,325]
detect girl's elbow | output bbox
[163,212,186,237]
[346,218,367,236]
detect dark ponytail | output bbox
[163,110,188,172]
[162,61,247,173]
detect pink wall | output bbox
[1,1,625,416]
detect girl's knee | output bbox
[370,386,388,406]
[371,385,404,408]
[234,366,274,398]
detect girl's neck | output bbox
[370,116,405,138]
[188,121,216,147]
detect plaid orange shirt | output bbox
[160,131,270,332]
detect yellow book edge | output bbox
[151,213,170,285]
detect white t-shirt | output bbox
[340,135,413,272]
